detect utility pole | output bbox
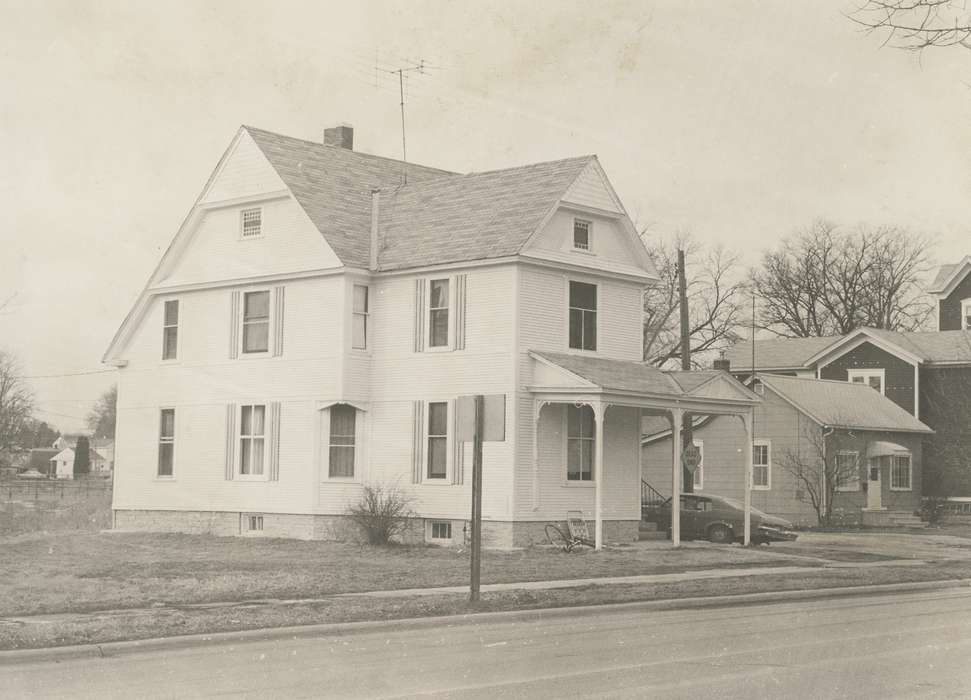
[678,248,694,493]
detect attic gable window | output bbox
[241,208,262,238]
[573,219,591,251]
[848,368,884,395]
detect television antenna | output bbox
[378,59,426,182]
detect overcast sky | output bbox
[2,0,970,433]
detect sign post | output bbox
[457,394,505,603]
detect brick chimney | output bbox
[323,123,353,150]
[712,353,730,372]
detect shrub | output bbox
[920,495,949,526]
[346,483,415,545]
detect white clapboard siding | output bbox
[158,197,341,289]
[561,161,623,213]
[201,130,288,204]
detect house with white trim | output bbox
[722,265,971,499]
[103,124,761,548]
[642,374,933,527]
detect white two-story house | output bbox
[104,124,759,549]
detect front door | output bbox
[867,460,883,510]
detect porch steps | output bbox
[638,520,668,541]
[861,510,927,528]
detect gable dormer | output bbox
[928,258,971,331]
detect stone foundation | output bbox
[113,510,639,549]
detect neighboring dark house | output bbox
[28,449,59,476]
[723,260,971,497]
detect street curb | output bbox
[2,577,970,666]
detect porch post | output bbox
[593,401,606,551]
[742,409,753,545]
[670,408,683,547]
[532,400,542,511]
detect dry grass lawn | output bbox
[1,532,806,617]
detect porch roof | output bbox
[527,351,760,412]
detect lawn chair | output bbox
[566,511,594,548]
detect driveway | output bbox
[765,529,971,563]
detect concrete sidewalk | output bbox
[337,558,928,598]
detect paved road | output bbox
[5,588,971,699]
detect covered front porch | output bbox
[526,351,760,549]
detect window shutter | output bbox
[412,400,424,483]
[228,291,241,359]
[451,399,464,485]
[454,274,467,350]
[224,403,237,480]
[414,279,426,353]
[268,401,281,481]
[272,287,285,357]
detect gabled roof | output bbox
[759,375,933,434]
[728,328,971,372]
[723,336,838,372]
[928,257,971,294]
[245,126,456,269]
[376,156,595,271]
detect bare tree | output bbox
[752,220,934,337]
[849,0,971,52]
[779,420,865,526]
[86,385,117,438]
[0,351,34,454]
[642,233,747,367]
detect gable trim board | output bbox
[928,257,971,296]
[806,329,924,370]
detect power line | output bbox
[24,368,117,379]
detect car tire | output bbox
[708,524,734,544]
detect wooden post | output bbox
[593,402,605,551]
[470,394,484,602]
[743,410,753,545]
[671,408,683,547]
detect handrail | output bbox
[641,479,667,508]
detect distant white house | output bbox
[102,124,760,548]
[52,448,74,479]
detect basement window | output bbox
[430,521,452,540]
[243,514,264,533]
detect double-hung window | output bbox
[835,451,860,491]
[567,404,595,481]
[752,440,771,490]
[569,281,597,351]
[429,279,450,348]
[427,401,448,479]
[328,405,356,478]
[239,404,266,476]
[962,299,971,330]
[242,291,270,354]
[162,300,179,360]
[352,285,369,350]
[890,454,912,490]
[158,408,175,477]
[848,368,884,394]
[573,219,591,250]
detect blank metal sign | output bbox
[456,394,506,442]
